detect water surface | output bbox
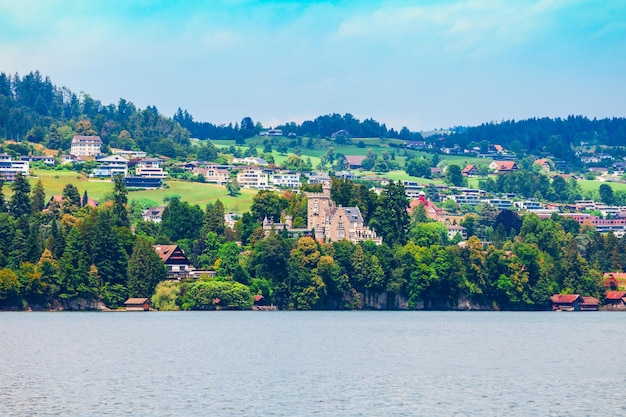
[1,311,624,416]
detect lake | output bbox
[1,311,624,416]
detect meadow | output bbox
[27,168,257,213]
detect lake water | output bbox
[1,311,625,416]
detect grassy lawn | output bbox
[578,179,626,193]
[27,168,256,212]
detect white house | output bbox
[93,155,129,177]
[135,158,167,179]
[71,135,102,157]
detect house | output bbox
[0,154,29,181]
[143,206,166,223]
[154,245,194,278]
[462,165,478,176]
[44,195,98,212]
[196,166,229,185]
[344,155,367,169]
[259,129,283,137]
[409,195,447,222]
[534,158,552,172]
[93,155,129,177]
[232,157,268,166]
[404,140,426,149]
[111,148,147,159]
[604,272,626,290]
[21,155,55,165]
[270,171,300,188]
[124,298,151,311]
[430,167,443,177]
[446,224,467,241]
[550,294,599,311]
[489,161,519,173]
[605,291,626,309]
[135,158,167,179]
[237,166,270,189]
[305,184,381,244]
[71,135,102,156]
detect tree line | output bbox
[0,175,616,311]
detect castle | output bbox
[304,184,382,244]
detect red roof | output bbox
[580,296,600,306]
[344,155,366,167]
[497,161,518,171]
[606,291,626,300]
[550,294,580,304]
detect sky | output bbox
[1,0,626,131]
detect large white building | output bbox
[71,135,103,156]
[0,153,29,181]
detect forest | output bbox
[3,70,626,161]
[0,174,616,311]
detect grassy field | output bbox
[27,169,256,212]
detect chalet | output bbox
[462,165,478,176]
[124,298,151,311]
[550,294,599,311]
[344,155,367,169]
[534,158,552,172]
[489,161,519,174]
[154,244,194,278]
[605,291,626,309]
[143,206,165,223]
[71,135,102,157]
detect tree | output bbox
[405,158,431,178]
[226,179,240,197]
[58,227,91,300]
[599,183,615,206]
[9,173,32,217]
[370,181,410,246]
[31,180,46,213]
[61,183,81,214]
[127,236,167,297]
[445,164,465,187]
[251,190,288,222]
[160,197,203,242]
[111,175,130,228]
[201,199,226,237]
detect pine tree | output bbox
[111,175,130,228]
[61,184,81,214]
[9,173,31,217]
[31,180,46,213]
[127,236,166,297]
[58,227,90,299]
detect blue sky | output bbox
[1,0,625,131]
